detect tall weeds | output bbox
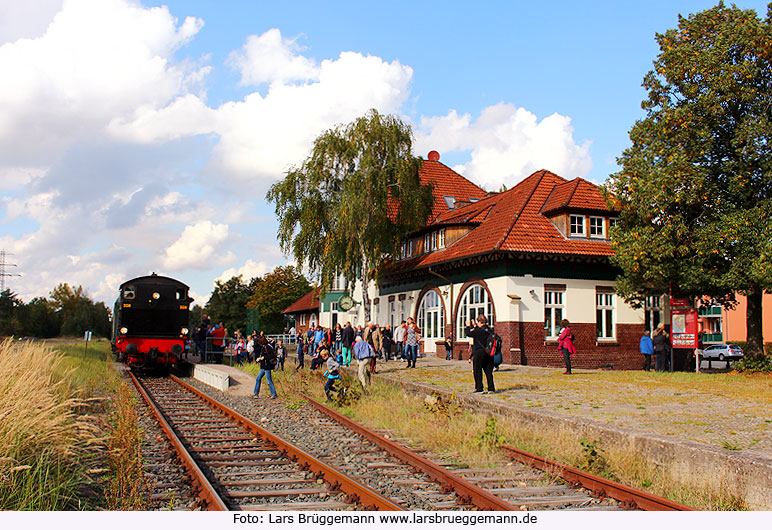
[0,339,101,510]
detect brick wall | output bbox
[456,320,645,370]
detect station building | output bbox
[284,153,651,370]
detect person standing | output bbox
[295,337,306,371]
[443,336,453,361]
[557,319,576,375]
[333,323,343,356]
[341,321,355,366]
[653,324,671,372]
[382,325,393,361]
[465,315,495,393]
[404,317,421,368]
[275,339,287,371]
[253,338,277,399]
[640,330,654,371]
[353,336,375,389]
[393,320,406,361]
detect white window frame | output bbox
[544,289,565,339]
[589,216,605,238]
[417,290,445,342]
[389,301,396,327]
[438,228,446,249]
[309,313,317,329]
[456,284,495,339]
[300,313,306,326]
[596,292,615,339]
[644,295,662,332]
[569,215,586,236]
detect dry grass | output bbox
[0,339,103,509]
[104,382,149,510]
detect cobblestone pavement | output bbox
[364,356,772,457]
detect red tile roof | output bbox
[282,289,320,314]
[387,169,619,272]
[542,177,610,214]
[419,159,487,222]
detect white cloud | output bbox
[110,29,414,185]
[228,28,318,86]
[0,0,206,166]
[0,0,63,44]
[215,259,268,284]
[416,103,592,190]
[162,221,231,271]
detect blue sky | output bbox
[0,0,768,306]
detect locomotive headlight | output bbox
[181,327,189,335]
[152,292,160,300]
[120,327,128,334]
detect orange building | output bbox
[722,292,772,344]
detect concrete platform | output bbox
[179,355,255,397]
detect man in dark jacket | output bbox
[341,321,355,366]
[653,324,671,372]
[465,315,495,393]
[253,338,278,398]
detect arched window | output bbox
[309,313,318,329]
[417,290,445,341]
[456,284,495,338]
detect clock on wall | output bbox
[338,295,354,311]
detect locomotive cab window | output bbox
[176,288,186,300]
[123,286,135,299]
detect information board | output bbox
[670,308,698,348]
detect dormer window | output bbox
[589,216,605,238]
[569,215,586,236]
[443,196,456,209]
[438,228,446,249]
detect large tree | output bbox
[248,266,310,334]
[267,109,434,321]
[606,3,772,356]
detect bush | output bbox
[734,353,772,374]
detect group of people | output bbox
[639,323,672,372]
[192,314,227,364]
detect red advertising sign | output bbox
[671,308,698,348]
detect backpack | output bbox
[485,330,503,366]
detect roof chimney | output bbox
[427,150,440,161]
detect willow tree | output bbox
[606,3,772,357]
[267,110,434,322]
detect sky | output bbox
[1,0,769,307]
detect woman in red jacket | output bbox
[558,319,576,375]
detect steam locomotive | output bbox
[112,273,192,374]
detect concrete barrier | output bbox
[193,364,230,392]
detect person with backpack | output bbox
[321,349,341,401]
[465,315,496,394]
[557,319,576,375]
[253,336,278,399]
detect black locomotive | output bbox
[112,273,193,374]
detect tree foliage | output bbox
[266,109,435,321]
[606,3,772,356]
[248,265,311,334]
[49,283,111,337]
[204,275,259,334]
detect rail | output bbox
[302,393,520,511]
[170,375,404,511]
[499,444,695,511]
[128,371,228,511]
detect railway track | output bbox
[131,371,693,511]
[130,372,400,510]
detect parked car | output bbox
[700,344,744,361]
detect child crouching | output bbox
[321,349,341,402]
